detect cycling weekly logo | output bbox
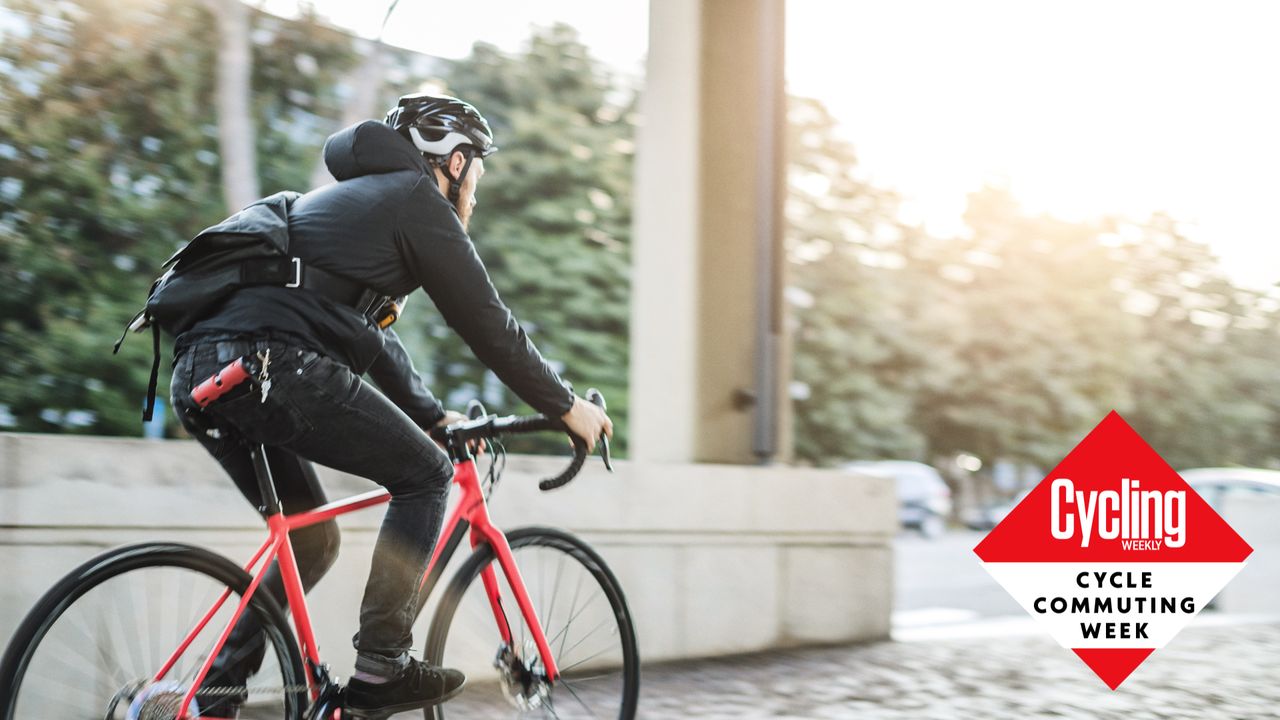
[974,411,1253,689]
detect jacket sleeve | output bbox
[366,327,447,429]
[394,180,575,418]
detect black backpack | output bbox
[116,191,382,421]
[142,190,302,337]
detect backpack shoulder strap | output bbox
[142,323,161,422]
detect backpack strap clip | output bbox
[284,257,303,288]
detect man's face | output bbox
[454,155,485,231]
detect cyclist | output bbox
[169,93,613,718]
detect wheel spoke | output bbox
[557,675,602,719]
[558,641,618,675]
[427,532,636,720]
[556,569,586,664]
[125,566,149,675]
[541,551,568,642]
[558,616,613,665]
[5,549,301,720]
[58,606,131,687]
[545,593,604,648]
[559,670,620,684]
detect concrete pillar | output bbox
[630,0,791,465]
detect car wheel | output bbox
[920,514,946,539]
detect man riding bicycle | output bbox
[168,93,613,718]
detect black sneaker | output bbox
[344,660,466,718]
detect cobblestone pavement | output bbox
[637,620,1280,719]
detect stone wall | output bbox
[0,433,895,676]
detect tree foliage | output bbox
[0,7,633,452]
[5,0,1275,474]
[0,0,354,434]
[402,25,635,454]
[789,94,1280,471]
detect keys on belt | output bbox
[190,349,272,409]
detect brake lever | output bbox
[586,388,613,472]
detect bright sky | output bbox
[260,0,649,75]
[266,0,1280,288]
[788,0,1280,288]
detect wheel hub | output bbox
[494,640,551,711]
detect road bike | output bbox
[0,356,639,719]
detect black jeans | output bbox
[171,336,454,684]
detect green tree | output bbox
[0,0,355,434]
[399,25,635,454]
[1112,214,1280,469]
[788,97,940,462]
[0,0,222,433]
[917,186,1138,468]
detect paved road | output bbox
[639,619,1280,719]
[894,529,1021,619]
[628,529,1279,719]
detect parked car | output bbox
[1178,467,1280,612]
[843,460,952,538]
[1178,467,1280,511]
[964,487,1032,531]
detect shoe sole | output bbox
[343,678,466,719]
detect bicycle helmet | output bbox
[385,93,497,203]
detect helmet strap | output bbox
[452,152,476,205]
[443,149,476,205]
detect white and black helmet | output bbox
[386,93,496,157]
[386,93,496,202]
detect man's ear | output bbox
[448,150,467,179]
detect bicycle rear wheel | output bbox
[424,526,640,719]
[0,542,306,719]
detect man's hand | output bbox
[432,410,484,453]
[561,395,613,453]
[435,410,469,429]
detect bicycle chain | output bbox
[132,683,310,720]
[193,683,311,696]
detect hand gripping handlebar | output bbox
[433,389,612,491]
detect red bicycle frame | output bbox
[162,454,560,717]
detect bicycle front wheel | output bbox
[0,542,306,719]
[424,526,640,719]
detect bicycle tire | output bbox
[424,526,640,719]
[0,542,307,719]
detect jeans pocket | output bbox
[208,389,315,448]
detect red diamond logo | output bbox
[974,411,1252,689]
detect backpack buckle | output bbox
[284,257,303,288]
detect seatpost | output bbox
[250,445,284,516]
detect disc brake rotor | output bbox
[493,640,553,711]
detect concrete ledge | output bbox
[0,433,894,672]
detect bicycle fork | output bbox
[456,462,562,683]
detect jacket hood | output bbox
[323,120,430,181]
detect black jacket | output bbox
[182,121,575,427]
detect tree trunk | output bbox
[207,0,259,212]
